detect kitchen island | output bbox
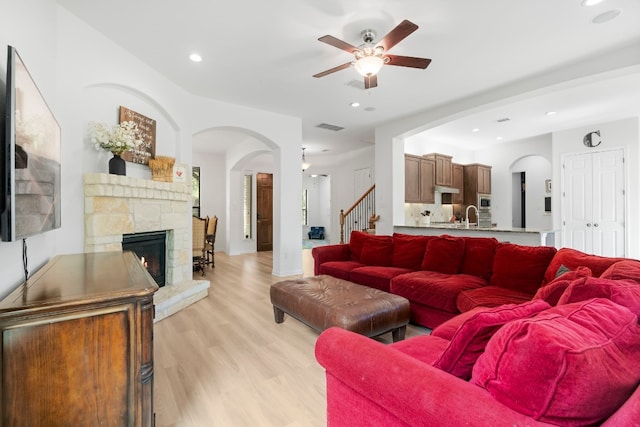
[394,223,557,247]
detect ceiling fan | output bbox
[313,19,431,89]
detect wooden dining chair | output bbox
[192,216,207,276]
[206,215,218,267]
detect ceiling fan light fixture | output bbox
[354,55,385,77]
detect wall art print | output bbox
[119,106,156,165]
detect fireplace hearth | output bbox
[123,231,167,287]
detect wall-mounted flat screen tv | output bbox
[1,46,61,241]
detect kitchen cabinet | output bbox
[452,163,464,204]
[464,164,492,222]
[405,154,435,203]
[0,252,158,426]
[424,153,453,186]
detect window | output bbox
[243,174,252,239]
[192,166,201,217]
[302,189,308,226]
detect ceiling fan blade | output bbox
[385,55,432,69]
[364,74,378,89]
[318,35,359,54]
[376,19,419,52]
[313,62,352,78]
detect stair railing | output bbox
[340,184,376,244]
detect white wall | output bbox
[303,174,331,241]
[510,155,552,230]
[193,152,227,252]
[552,117,640,258]
[326,146,375,243]
[0,0,60,296]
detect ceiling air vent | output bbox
[316,123,345,132]
[496,117,510,123]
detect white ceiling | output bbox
[57,0,640,157]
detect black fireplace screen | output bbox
[122,230,166,287]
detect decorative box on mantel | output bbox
[83,173,209,321]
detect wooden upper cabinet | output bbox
[405,154,421,203]
[463,163,492,206]
[452,163,464,204]
[478,165,492,194]
[404,154,435,204]
[420,157,436,204]
[424,153,453,187]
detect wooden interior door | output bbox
[256,173,273,252]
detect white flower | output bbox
[89,121,143,155]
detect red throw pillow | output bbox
[421,235,465,274]
[348,231,369,261]
[471,299,640,426]
[533,266,592,306]
[359,236,394,266]
[542,247,623,285]
[558,276,640,318]
[391,234,431,270]
[460,237,498,280]
[490,243,557,294]
[600,260,640,283]
[432,299,549,380]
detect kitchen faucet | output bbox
[465,205,479,229]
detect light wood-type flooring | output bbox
[153,250,429,427]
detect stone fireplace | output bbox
[83,173,209,321]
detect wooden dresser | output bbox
[0,251,158,427]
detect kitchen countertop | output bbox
[394,223,558,246]
[404,222,552,234]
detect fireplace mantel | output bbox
[83,173,209,320]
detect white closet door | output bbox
[591,149,625,256]
[562,149,625,256]
[563,154,593,253]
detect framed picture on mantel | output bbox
[119,106,156,165]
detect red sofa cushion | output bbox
[348,231,369,261]
[349,266,413,293]
[472,298,640,426]
[318,261,365,281]
[391,271,487,314]
[359,236,394,266]
[432,300,549,380]
[421,235,465,274]
[457,286,534,312]
[542,247,624,284]
[431,306,487,341]
[390,334,451,365]
[533,266,593,306]
[558,277,640,318]
[490,243,557,294]
[600,259,640,283]
[460,237,498,281]
[391,233,431,270]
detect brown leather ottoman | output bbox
[270,275,410,342]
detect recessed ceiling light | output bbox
[496,137,503,141]
[189,53,202,62]
[545,111,557,116]
[582,0,604,6]
[350,102,360,108]
[472,128,480,132]
[592,9,621,23]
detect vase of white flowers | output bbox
[90,121,143,176]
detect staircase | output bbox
[340,184,377,244]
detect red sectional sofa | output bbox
[315,257,640,426]
[312,231,625,329]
